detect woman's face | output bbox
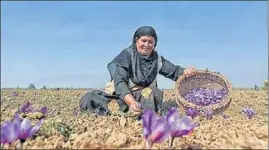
[136,36,155,56]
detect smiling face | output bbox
[136,36,156,56]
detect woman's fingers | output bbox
[184,68,197,77]
[130,102,142,112]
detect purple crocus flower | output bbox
[40,107,48,114]
[185,108,200,118]
[1,114,44,144]
[17,118,44,140]
[170,116,198,137]
[203,109,213,120]
[166,107,198,148]
[142,109,170,149]
[18,102,34,113]
[12,91,19,97]
[242,107,256,119]
[0,120,19,144]
[18,102,47,115]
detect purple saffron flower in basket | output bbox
[142,109,170,149]
[242,107,256,119]
[185,108,200,118]
[166,107,199,147]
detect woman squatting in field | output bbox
[80,26,197,117]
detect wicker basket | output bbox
[175,69,232,115]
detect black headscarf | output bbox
[108,26,159,87]
[133,26,158,47]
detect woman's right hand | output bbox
[124,94,142,116]
[129,101,142,115]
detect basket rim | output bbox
[174,69,232,111]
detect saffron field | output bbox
[1,88,268,149]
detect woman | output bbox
[80,26,197,116]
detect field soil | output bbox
[1,89,268,149]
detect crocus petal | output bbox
[170,116,198,137]
[148,117,170,143]
[13,113,21,122]
[179,116,198,130]
[1,121,19,144]
[30,118,45,137]
[166,107,179,125]
[13,113,22,133]
[142,110,158,139]
[18,118,32,139]
[1,121,12,144]
[1,120,12,127]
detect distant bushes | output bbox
[28,83,36,89]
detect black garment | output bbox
[79,90,115,115]
[108,46,159,100]
[79,87,163,115]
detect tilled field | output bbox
[1,89,268,149]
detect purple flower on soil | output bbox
[0,120,19,144]
[18,102,47,115]
[0,114,44,144]
[242,107,256,119]
[17,118,44,140]
[40,107,48,114]
[166,107,199,147]
[12,91,19,97]
[185,108,200,118]
[142,109,170,149]
[170,116,198,137]
[203,109,213,120]
[221,113,229,119]
[18,102,34,113]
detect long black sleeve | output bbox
[113,65,132,101]
[159,56,185,81]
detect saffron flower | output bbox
[142,109,170,149]
[242,107,255,119]
[166,107,198,147]
[185,108,200,118]
[1,114,44,144]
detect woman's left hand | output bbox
[183,67,197,77]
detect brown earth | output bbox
[1,89,268,149]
